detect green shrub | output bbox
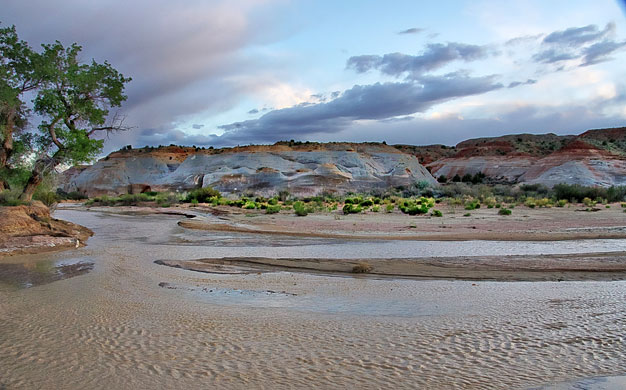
[556,199,568,207]
[293,201,310,216]
[243,201,257,209]
[431,209,443,217]
[372,205,380,212]
[386,204,394,213]
[498,208,512,215]
[463,212,471,217]
[582,197,596,207]
[266,204,281,214]
[0,190,27,206]
[343,203,363,214]
[185,187,221,203]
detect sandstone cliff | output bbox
[62,143,437,197]
[422,127,626,186]
[60,127,626,196]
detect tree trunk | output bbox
[19,170,43,202]
[0,107,16,192]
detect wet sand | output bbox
[176,203,626,241]
[1,208,625,389]
[155,251,626,281]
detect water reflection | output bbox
[0,258,94,290]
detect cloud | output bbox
[532,22,625,66]
[532,48,578,64]
[215,73,503,143]
[507,79,537,88]
[543,23,615,47]
[247,109,259,114]
[346,42,490,79]
[398,27,423,35]
[2,0,291,144]
[580,40,626,66]
[192,124,204,129]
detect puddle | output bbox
[532,375,626,390]
[0,258,94,290]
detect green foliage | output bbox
[582,197,596,207]
[0,189,27,206]
[385,204,395,213]
[343,203,363,214]
[266,204,281,214]
[243,201,257,209]
[498,208,512,215]
[556,199,568,207]
[399,197,434,215]
[431,209,443,217]
[553,184,626,203]
[185,187,221,203]
[1,25,131,200]
[464,199,480,210]
[293,201,312,216]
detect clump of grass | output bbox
[431,209,443,217]
[498,208,512,216]
[385,204,394,213]
[185,187,221,203]
[463,212,471,217]
[266,204,281,214]
[352,262,373,273]
[343,203,363,214]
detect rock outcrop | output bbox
[60,127,626,195]
[0,202,93,256]
[61,143,437,197]
[422,127,626,186]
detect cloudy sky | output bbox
[3,0,626,152]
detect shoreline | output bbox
[155,251,626,282]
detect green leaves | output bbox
[1,24,131,199]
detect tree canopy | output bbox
[0,24,131,201]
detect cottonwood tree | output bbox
[0,25,40,191]
[0,24,131,201]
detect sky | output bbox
[3,0,626,153]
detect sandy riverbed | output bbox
[1,207,625,389]
[175,202,626,241]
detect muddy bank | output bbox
[177,203,626,241]
[0,202,93,257]
[155,251,626,281]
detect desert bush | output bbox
[243,201,257,209]
[372,205,380,212]
[185,187,221,203]
[343,203,363,214]
[266,204,281,214]
[293,201,311,216]
[556,199,568,207]
[431,209,443,217]
[385,204,394,213]
[0,190,27,206]
[498,208,512,215]
[582,197,596,207]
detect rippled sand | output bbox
[1,209,625,389]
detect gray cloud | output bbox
[192,124,204,129]
[2,0,291,147]
[507,79,537,88]
[347,43,490,79]
[215,73,503,143]
[398,27,423,35]
[532,48,578,64]
[543,23,615,47]
[580,40,626,65]
[247,109,259,114]
[532,22,624,66]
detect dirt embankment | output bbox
[0,202,93,257]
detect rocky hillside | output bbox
[61,142,437,197]
[60,127,626,196]
[418,127,626,187]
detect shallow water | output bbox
[0,209,624,389]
